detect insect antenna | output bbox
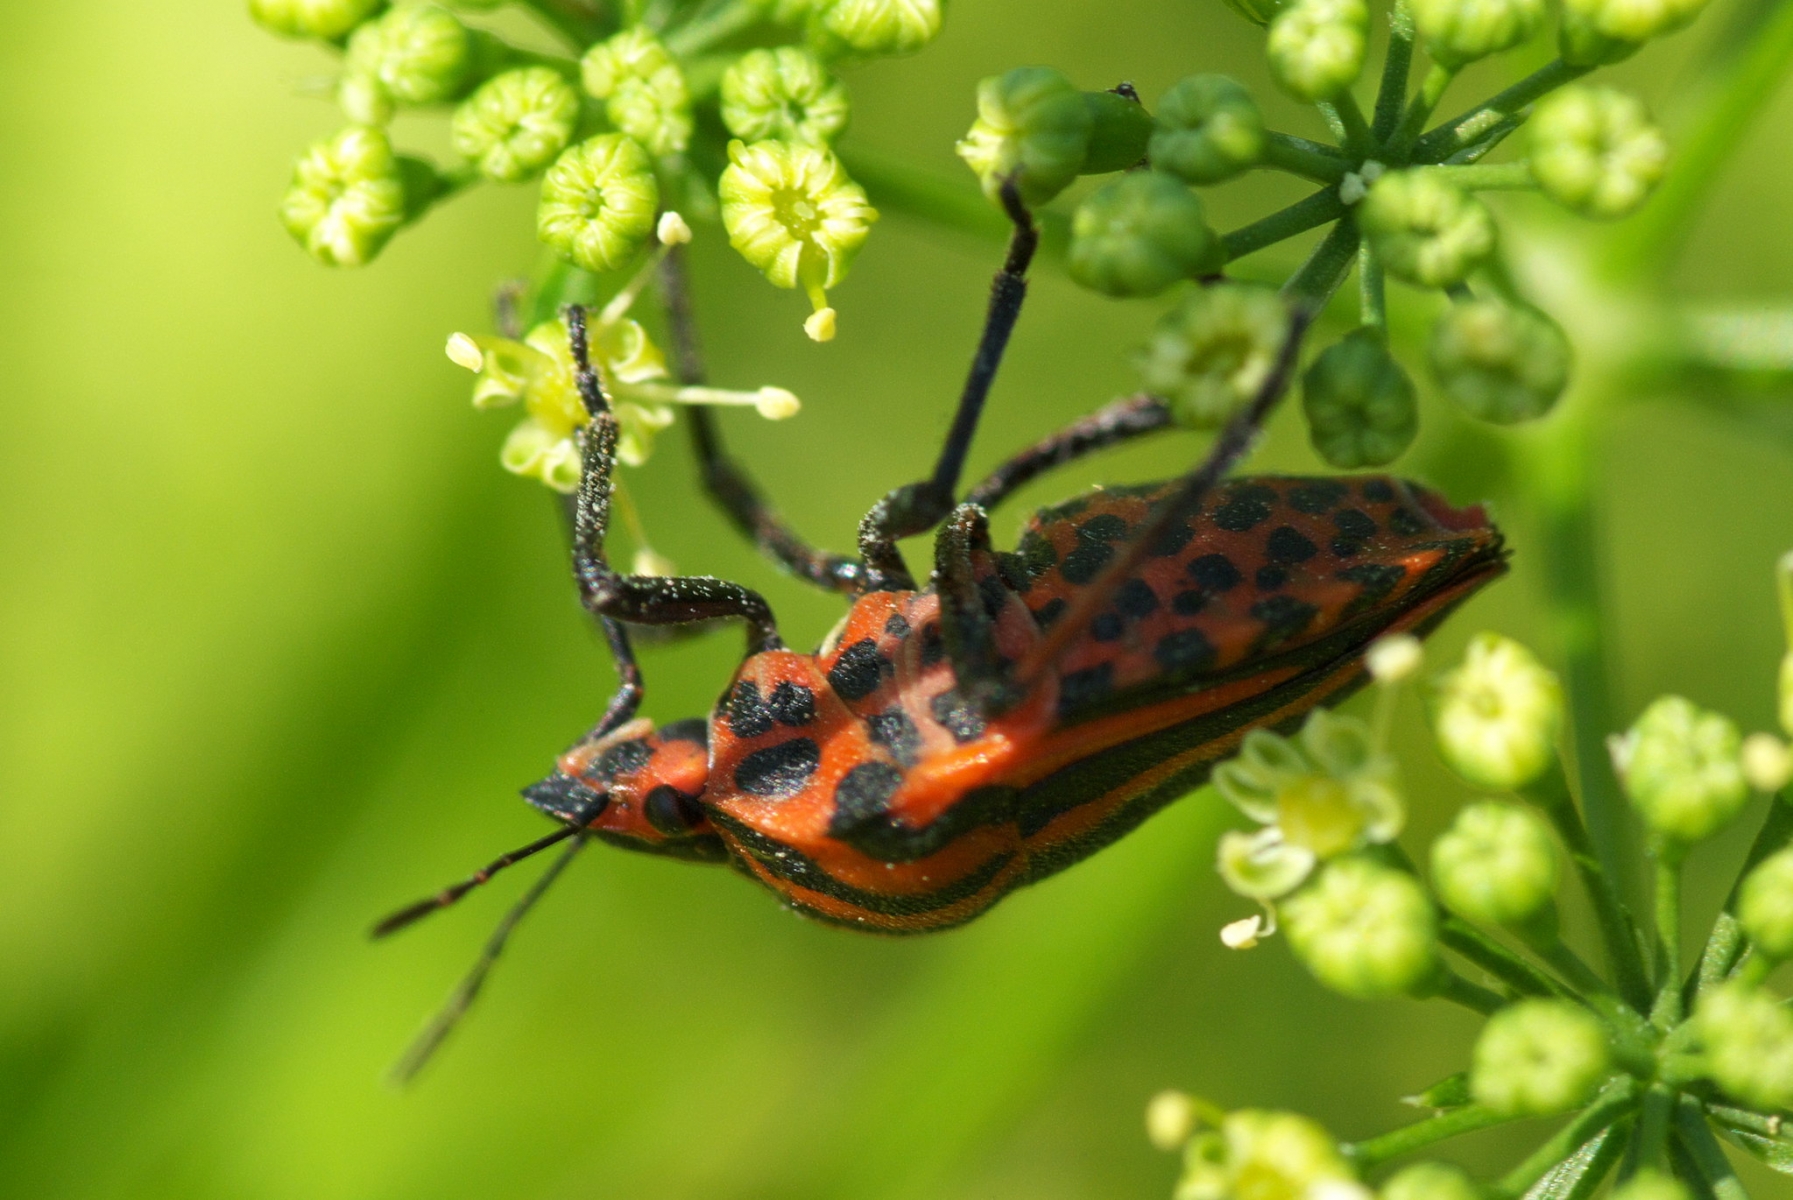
[387,831,591,1085]
[369,824,580,939]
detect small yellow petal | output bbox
[804,307,837,342]
[657,210,693,245]
[754,387,801,419]
[445,331,484,372]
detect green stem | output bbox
[1391,64,1457,158]
[1517,925,1611,1001]
[1431,968,1510,1014]
[1496,1078,1641,1199]
[1523,764,1652,1012]
[1430,162,1536,191]
[1281,217,1360,306]
[1524,1122,1630,1200]
[1413,59,1592,164]
[1707,1104,1789,1138]
[664,0,762,56]
[1221,189,1348,263]
[1372,0,1417,142]
[1359,242,1386,331]
[1626,1083,1676,1178]
[1348,1104,1517,1169]
[1675,1096,1754,1200]
[1263,132,1352,183]
[1691,792,1793,998]
[1445,115,1526,165]
[1652,848,1684,1028]
[1440,918,1562,999]
[1329,91,1377,158]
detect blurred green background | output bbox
[4,2,1793,1197]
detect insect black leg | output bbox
[657,247,865,594]
[933,503,1025,714]
[567,305,784,653]
[963,393,1174,513]
[857,183,1039,592]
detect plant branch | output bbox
[1675,1096,1754,1200]
[1522,1122,1629,1200]
[1430,162,1537,191]
[1652,847,1685,1028]
[1263,132,1352,183]
[1496,1078,1641,1199]
[1373,0,1417,142]
[1412,59,1591,164]
[1222,189,1348,263]
[1391,64,1457,158]
[1348,1104,1518,1169]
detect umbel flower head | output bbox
[342,2,473,123]
[1282,856,1438,997]
[1689,981,1793,1111]
[1069,172,1223,298]
[818,0,946,56]
[721,47,851,147]
[279,125,412,267]
[1300,327,1418,469]
[1149,75,1265,187]
[1411,0,1545,69]
[1177,1109,1369,1200]
[451,67,581,184]
[250,0,381,39]
[1213,710,1404,903]
[1612,694,1747,846]
[1430,801,1559,928]
[1428,299,1571,424]
[1738,845,1793,962]
[1431,632,1564,791]
[1267,0,1368,102]
[1528,86,1669,220]
[1138,283,1286,429]
[537,133,661,274]
[1358,170,1495,288]
[1560,0,1712,65]
[955,66,1092,207]
[581,27,692,157]
[719,139,878,342]
[1470,1000,1612,1116]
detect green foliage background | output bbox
[3,2,1793,1196]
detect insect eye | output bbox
[521,772,608,823]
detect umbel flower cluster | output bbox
[1146,556,1793,1199]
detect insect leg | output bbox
[963,393,1174,513]
[857,182,1039,592]
[567,305,785,653]
[658,247,866,594]
[933,502,1024,713]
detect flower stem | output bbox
[1326,91,1377,158]
[1390,64,1457,158]
[1673,1095,1753,1200]
[1412,59,1591,164]
[1263,132,1352,183]
[1525,1122,1630,1200]
[1625,1083,1676,1178]
[1221,189,1348,264]
[1281,217,1360,306]
[1439,917,1562,999]
[1651,848,1685,1029]
[1358,242,1386,331]
[1691,791,1793,997]
[1431,968,1509,1015]
[1348,1104,1517,1169]
[1429,162,1536,191]
[1495,1077,1641,1199]
[1372,0,1416,142]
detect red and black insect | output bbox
[376,189,1506,1076]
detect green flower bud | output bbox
[1430,801,1559,927]
[1069,172,1222,298]
[1427,300,1570,424]
[582,27,691,158]
[451,67,580,183]
[1560,0,1710,66]
[1431,633,1564,791]
[1179,1111,1368,1200]
[338,71,397,125]
[1692,981,1793,1111]
[279,125,412,266]
[1080,90,1156,175]
[1528,86,1669,220]
[1380,1162,1480,1200]
[1411,0,1545,69]
[1149,75,1265,186]
[344,3,472,108]
[1283,857,1437,998]
[249,0,382,40]
[819,0,946,55]
[1300,328,1418,469]
[1611,1171,1691,1200]
[1742,732,1793,793]
[1358,170,1495,288]
[955,67,1092,207]
[580,26,673,96]
[721,47,851,147]
[1267,0,1368,102]
[1614,695,1747,845]
[1146,1090,1201,1152]
[1470,1000,1611,1116]
[1138,283,1288,427]
[1738,847,1793,961]
[537,133,660,273]
[719,139,878,341]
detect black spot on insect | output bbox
[658,718,709,746]
[1211,484,1276,532]
[1171,589,1207,615]
[1334,508,1377,539]
[1155,628,1216,672]
[979,574,1010,618]
[1388,506,1427,536]
[884,612,911,639]
[1060,513,1130,584]
[643,785,705,835]
[733,737,820,798]
[1031,598,1067,629]
[829,762,905,834]
[1187,553,1243,592]
[919,622,946,666]
[995,551,1033,592]
[1266,526,1319,564]
[1330,536,1365,558]
[1058,662,1114,716]
[767,681,816,727]
[1256,564,1288,591]
[1018,530,1058,579]
[725,680,773,739]
[868,707,922,768]
[1339,562,1408,613]
[828,639,892,701]
[1091,612,1124,642]
[1288,480,1348,514]
[1114,578,1160,618]
[1148,519,1195,558]
[1361,479,1396,503]
[594,738,653,782]
[930,690,986,743]
[1251,595,1318,649]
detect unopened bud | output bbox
[1138,282,1287,425]
[1412,0,1545,68]
[1691,981,1793,1111]
[1367,635,1423,685]
[721,47,850,147]
[1069,171,1222,298]
[820,0,945,55]
[753,387,802,419]
[1743,732,1793,794]
[581,28,691,158]
[279,126,412,267]
[1431,632,1564,791]
[1267,0,1368,101]
[1529,87,1669,220]
[1738,847,1793,961]
[1560,0,1711,66]
[537,134,660,273]
[1470,999,1611,1116]
[1080,90,1156,175]
[657,210,692,246]
[451,67,580,184]
[1283,857,1437,998]
[956,67,1093,207]
[1379,1162,1480,1200]
[1430,802,1558,927]
[1146,1090,1200,1151]
[249,0,381,40]
[1616,695,1747,846]
[1301,328,1418,468]
[1180,1111,1366,1200]
[1149,75,1265,186]
[345,3,472,108]
[1359,170,1495,288]
[1428,299,1571,425]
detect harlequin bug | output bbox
[376,188,1506,1077]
